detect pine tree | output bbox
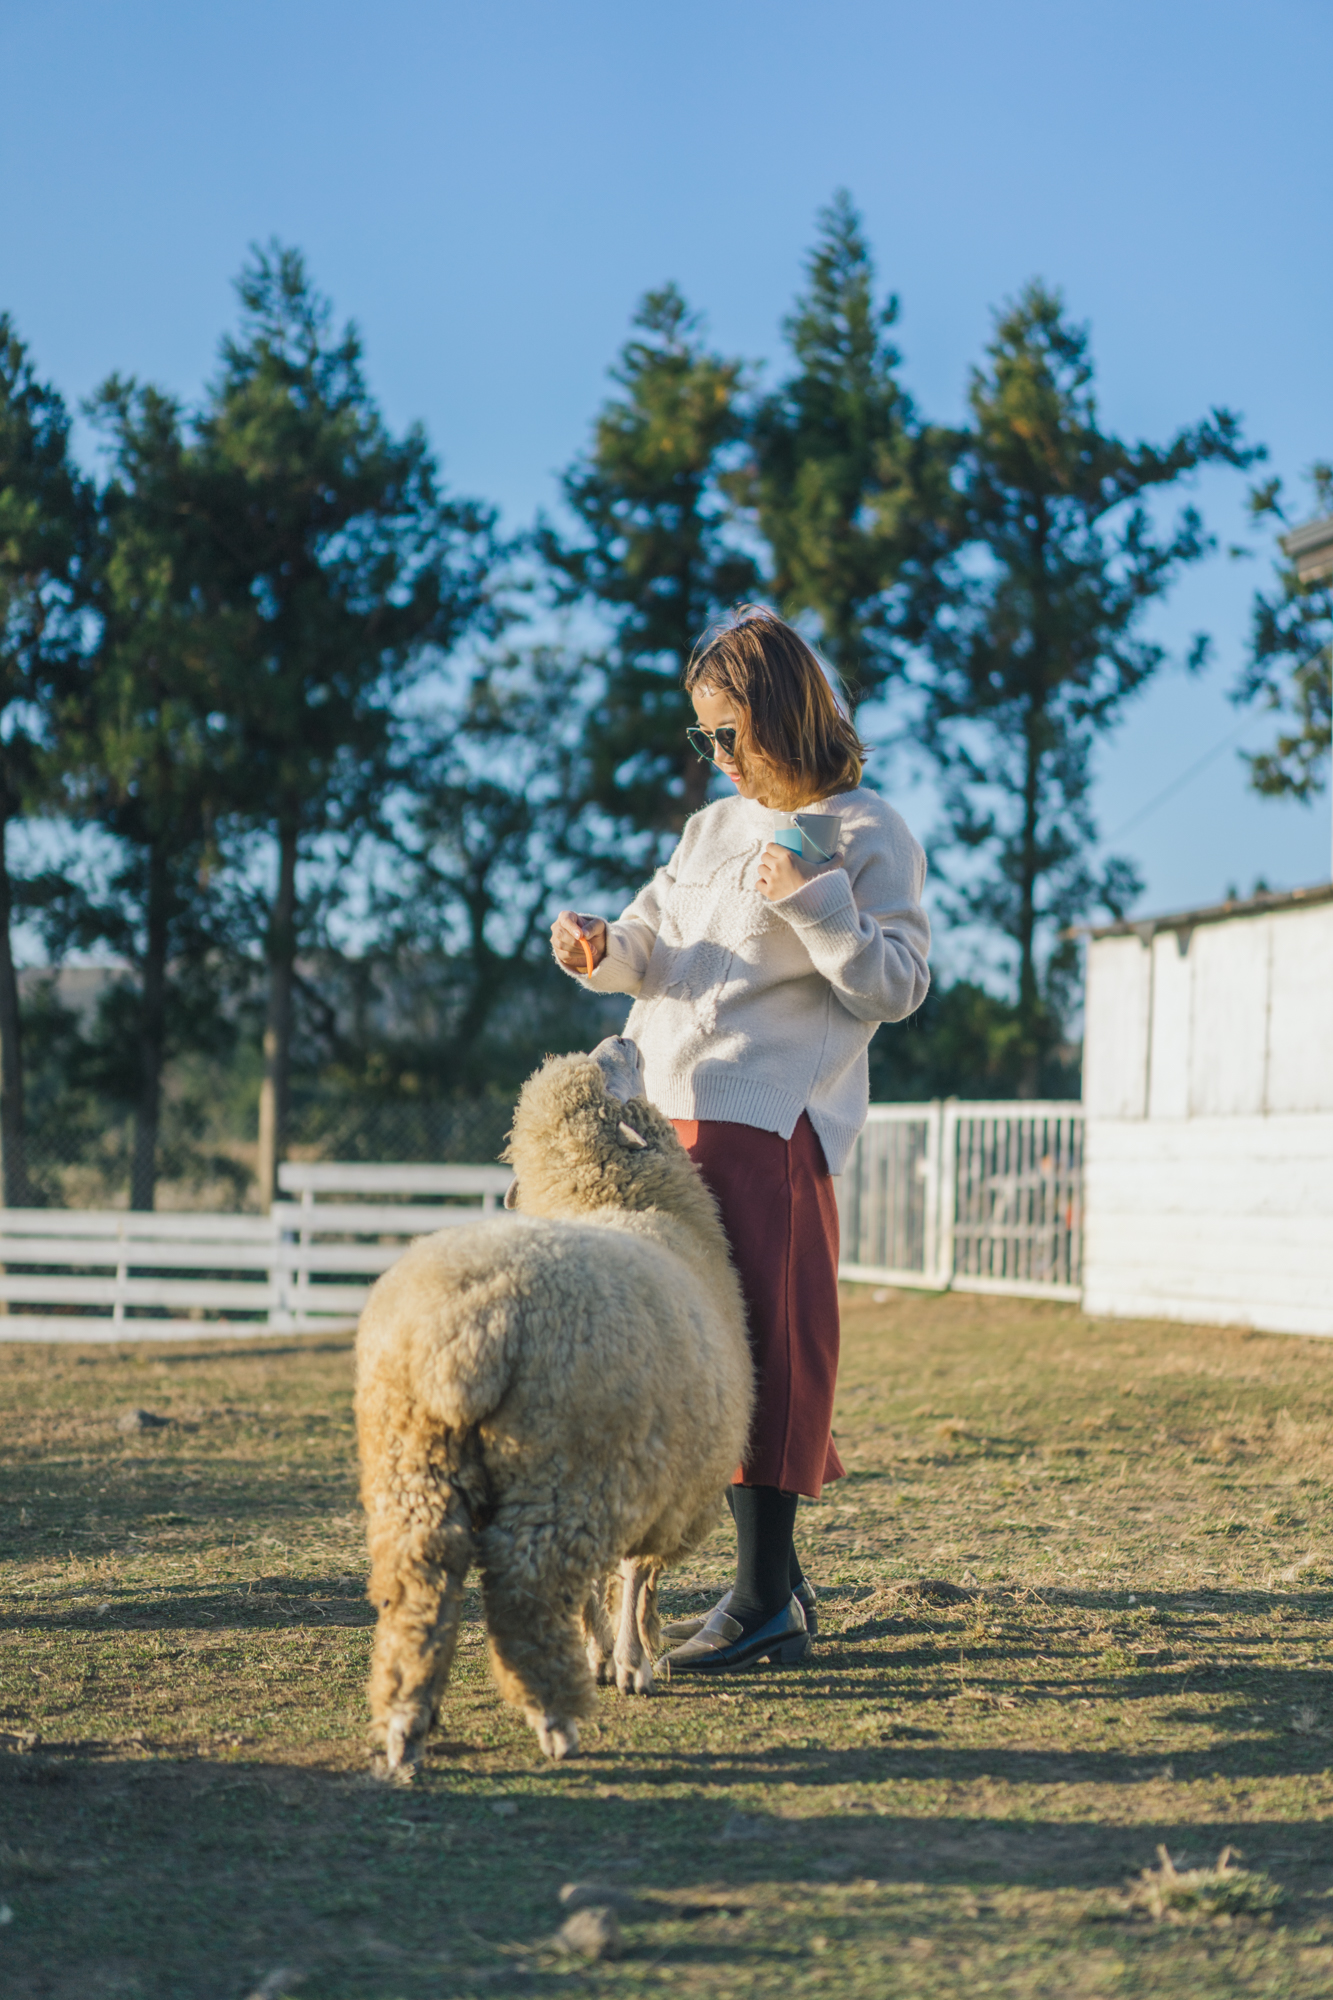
[1237,467,1333,807]
[0,318,89,1204]
[42,378,244,1208]
[906,283,1259,1087]
[379,645,597,1092]
[540,286,756,871]
[195,244,499,1200]
[750,192,932,709]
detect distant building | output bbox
[1081,885,1333,1337]
[17,963,132,1025]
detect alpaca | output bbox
[354,1037,753,1772]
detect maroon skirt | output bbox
[671,1112,845,1501]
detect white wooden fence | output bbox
[0,1102,1084,1340]
[838,1100,1084,1300]
[0,1161,513,1342]
[269,1161,513,1333]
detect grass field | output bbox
[3,1288,1333,1998]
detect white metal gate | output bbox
[838,1100,1084,1301]
[837,1106,940,1287]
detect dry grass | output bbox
[1127,1844,1285,1923]
[3,1289,1333,1996]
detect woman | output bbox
[551,607,930,1673]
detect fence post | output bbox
[268,1204,291,1334]
[296,1186,315,1331]
[112,1215,127,1327]
[921,1100,942,1283]
[938,1100,960,1287]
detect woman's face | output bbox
[691,685,778,805]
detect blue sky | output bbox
[3,0,1331,952]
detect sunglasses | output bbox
[686,724,739,765]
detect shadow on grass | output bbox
[571,1725,1333,1790]
[2,1737,1330,1994]
[0,1573,375,1632]
[47,1337,356,1365]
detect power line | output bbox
[1103,717,1254,845]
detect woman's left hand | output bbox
[756,841,812,902]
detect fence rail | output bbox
[0,1162,515,1341]
[838,1099,1084,1300]
[0,1101,1085,1340]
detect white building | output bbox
[1082,884,1333,1337]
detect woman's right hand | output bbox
[551,910,608,973]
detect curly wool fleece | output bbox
[355,1039,753,1770]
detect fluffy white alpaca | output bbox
[355,1037,753,1772]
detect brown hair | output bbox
[684,606,865,809]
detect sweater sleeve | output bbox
[557,854,678,997]
[768,811,931,1023]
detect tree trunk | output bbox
[130,843,170,1211]
[0,813,28,1209]
[256,824,298,1208]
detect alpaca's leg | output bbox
[636,1563,663,1664]
[366,1463,474,1776]
[612,1557,656,1695]
[582,1574,617,1685]
[482,1560,596,1760]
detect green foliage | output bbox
[0,220,1278,1190]
[905,282,1258,1076]
[35,379,249,1205]
[196,242,500,849]
[191,242,503,1190]
[540,285,757,868]
[0,316,91,1200]
[749,191,937,708]
[16,976,252,1207]
[0,314,89,811]
[868,976,1080,1102]
[374,643,615,1091]
[1238,468,1333,801]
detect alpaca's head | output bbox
[503,1037,721,1243]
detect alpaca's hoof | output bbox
[586,1643,613,1685]
[534,1714,580,1760]
[384,1710,425,1775]
[615,1657,655,1697]
[372,1748,417,1784]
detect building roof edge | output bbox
[1071,879,1333,942]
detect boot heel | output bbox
[767,1634,811,1666]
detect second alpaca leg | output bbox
[635,1563,662,1664]
[582,1574,617,1684]
[482,1550,597,1759]
[612,1558,656,1695]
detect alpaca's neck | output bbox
[589,1205,739,1298]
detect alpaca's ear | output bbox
[617,1121,648,1150]
[503,1179,520,1208]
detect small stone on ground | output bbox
[554,1905,621,1959]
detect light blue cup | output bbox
[771,812,842,862]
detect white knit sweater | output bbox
[563,788,930,1174]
